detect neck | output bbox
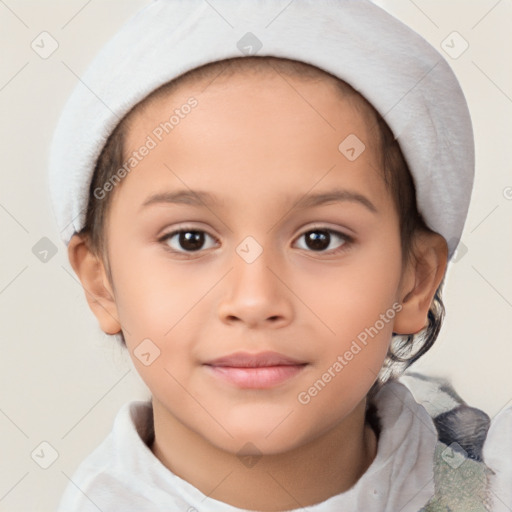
[150,398,378,511]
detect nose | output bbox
[217,244,293,329]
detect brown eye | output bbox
[305,230,330,251]
[176,231,205,251]
[295,228,352,254]
[160,228,217,254]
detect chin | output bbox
[200,418,314,457]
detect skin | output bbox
[68,65,447,510]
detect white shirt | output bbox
[56,379,509,511]
[482,405,512,511]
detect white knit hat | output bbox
[48,0,474,260]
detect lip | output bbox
[204,351,306,368]
[203,351,308,389]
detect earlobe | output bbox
[67,234,122,335]
[393,231,448,335]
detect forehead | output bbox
[126,62,378,145]
[118,68,388,214]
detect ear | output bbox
[393,231,448,335]
[67,234,122,335]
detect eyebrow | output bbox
[140,188,378,214]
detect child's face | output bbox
[101,70,414,454]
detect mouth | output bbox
[203,351,308,389]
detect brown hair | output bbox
[78,56,445,393]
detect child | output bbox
[48,1,511,510]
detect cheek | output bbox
[295,309,394,430]
[293,241,402,396]
[299,246,402,344]
[110,249,218,376]
[112,264,202,407]
[109,243,202,334]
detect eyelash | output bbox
[158,225,354,258]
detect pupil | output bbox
[306,230,329,251]
[180,231,204,251]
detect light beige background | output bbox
[0,1,511,510]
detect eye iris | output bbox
[180,231,204,251]
[306,230,330,251]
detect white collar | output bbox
[102,379,438,511]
